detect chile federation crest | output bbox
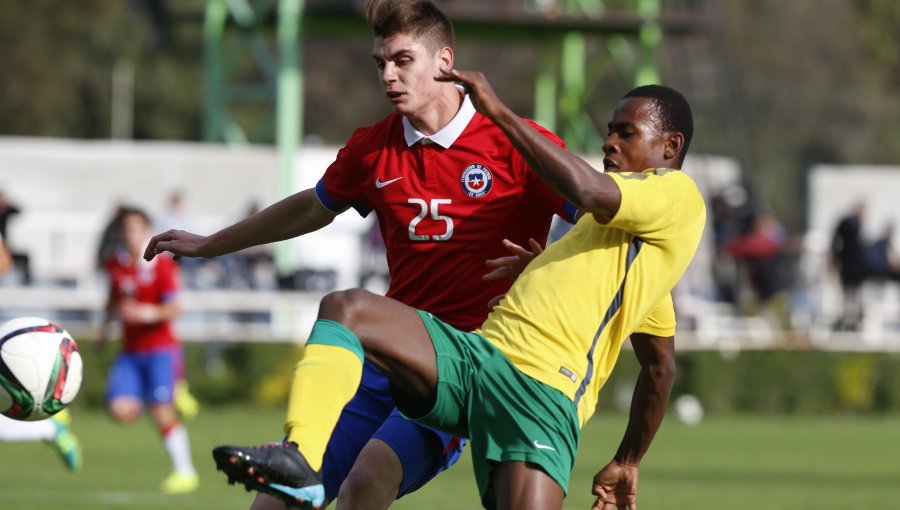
[460,164,493,198]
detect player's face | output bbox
[602,97,673,173]
[373,32,450,116]
[122,214,150,257]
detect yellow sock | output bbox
[285,321,363,471]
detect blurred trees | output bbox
[0,0,898,230]
[707,0,900,228]
[0,0,141,138]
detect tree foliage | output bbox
[1,0,898,229]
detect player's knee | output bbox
[338,462,400,508]
[319,288,375,326]
[108,398,141,422]
[149,403,179,428]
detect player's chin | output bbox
[389,97,417,113]
[390,103,412,115]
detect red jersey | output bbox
[316,96,576,330]
[106,252,180,352]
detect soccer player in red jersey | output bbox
[144,1,574,508]
[99,207,198,494]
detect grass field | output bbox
[1,408,898,509]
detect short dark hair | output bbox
[365,0,455,51]
[624,85,693,165]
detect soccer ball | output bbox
[0,317,83,421]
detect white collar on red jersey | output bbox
[402,91,476,149]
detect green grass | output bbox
[1,408,898,509]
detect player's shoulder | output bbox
[470,113,564,147]
[520,117,565,146]
[615,168,695,185]
[346,113,404,146]
[660,168,703,197]
[612,169,704,209]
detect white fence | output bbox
[2,138,899,349]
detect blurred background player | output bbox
[95,203,200,420]
[97,206,198,494]
[144,0,575,508]
[0,233,82,471]
[0,411,83,472]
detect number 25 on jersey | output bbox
[408,198,453,241]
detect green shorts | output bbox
[408,310,580,509]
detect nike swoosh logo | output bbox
[375,176,404,189]
[533,440,556,451]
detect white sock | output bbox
[0,414,57,441]
[163,424,196,474]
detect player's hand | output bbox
[591,460,640,510]
[120,301,158,325]
[436,67,506,121]
[487,293,505,309]
[144,229,207,261]
[483,238,543,282]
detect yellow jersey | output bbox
[476,168,706,426]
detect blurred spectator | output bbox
[721,209,793,329]
[867,222,899,282]
[830,203,868,331]
[723,210,788,302]
[710,185,755,306]
[0,190,32,285]
[234,202,275,290]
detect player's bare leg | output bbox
[334,439,403,510]
[108,396,143,423]
[216,289,438,508]
[492,461,565,510]
[150,403,199,494]
[318,289,439,417]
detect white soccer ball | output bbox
[0,317,83,421]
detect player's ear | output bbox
[438,46,453,69]
[663,132,684,163]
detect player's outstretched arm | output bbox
[438,68,621,218]
[593,333,675,510]
[144,188,338,261]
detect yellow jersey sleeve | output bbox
[605,169,701,242]
[633,292,676,337]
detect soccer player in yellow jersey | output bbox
[213,70,705,510]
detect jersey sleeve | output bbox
[632,292,676,336]
[517,120,578,223]
[604,170,702,241]
[157,257,180,303]
[316,127,375,218]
